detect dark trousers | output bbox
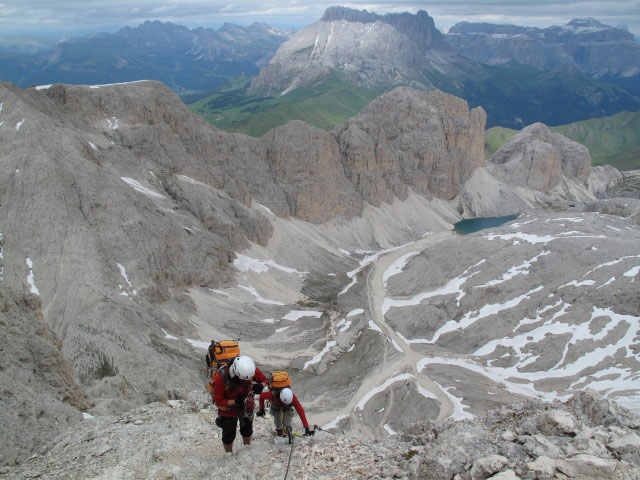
[219,415,253,444]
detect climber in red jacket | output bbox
[257,387,314,437]
[213,355,268,453]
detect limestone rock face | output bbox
[261,121,362,222]
[0,289,86,465]
[489,123,591,193]
[250,7,458,94]
[334,87,486,203]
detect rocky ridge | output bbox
[3,391,640,479]
[444,18,640,95]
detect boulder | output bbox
[536,409,579,436]
[607,432,640,456]
[488,470,520,480]
[526,456,558,479]
[470,455,509,479]
[557,454,617,478]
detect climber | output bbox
[212,355,268,453]
[258,386,314,437]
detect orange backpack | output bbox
[206,340,240,393]
[270,371,291,389]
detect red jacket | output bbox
[213,365,267,417]
[259,390,309,429]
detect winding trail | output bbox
[363,231,456,421]
[329,231,457,431]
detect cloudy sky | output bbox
[1,1,639,37]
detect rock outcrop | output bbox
[334,87,486,203]
[408,392,640,480]
[4,391,640,479]
[0,288,86,465]
[488,122,591,193]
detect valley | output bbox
[1,5,640,479]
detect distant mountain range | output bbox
[194,7,640,133]
[0,21,292,93]
[2,8,639,132]
[444,18,640,96]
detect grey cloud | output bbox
[0,0,638,35]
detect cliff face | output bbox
[445,18,640,86]
[334,87,486,203]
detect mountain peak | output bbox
[321,6,379,23]
[567,17,604,27]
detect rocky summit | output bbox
[1,77,639,478]
[250,7,462,95]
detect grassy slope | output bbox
[485,111,640,170]
[485,126,518,159]
[551,111,640,170]
[186,74,381,136]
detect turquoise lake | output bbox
[453,215,519,235]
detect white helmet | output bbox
[280,388,293,405]
[230,355,256,380]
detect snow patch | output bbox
[209,289,230,297]
[82,413,95,420]
[257,203,275,216]
[233,253,305,275]
[238,285,285,306]
[283,310,323,321]
[16,119,25,131]
[356,373,413,410]
[347,308,364,317]
[368,320,383,333]
[559,279,596,288]
[25,257,39,295]
[434,382,475,421]
[36,85,52,90]
[339,243,411,296]
[623,266,640,278]
[121,177,165,199]
[383,251,420,288]
[429,286,544,344]
[106,117,119,130]
[303,340,337,369]
[383,424,397,436]
[382,260,485,315]
[186,339,209,350]
[88,142,97,151]
[476,251,549,288]
[322,414,348,430]
[162,328,178,340]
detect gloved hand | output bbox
[304,427,315,437]
[256,409,266,417]
[235,394,247,408]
